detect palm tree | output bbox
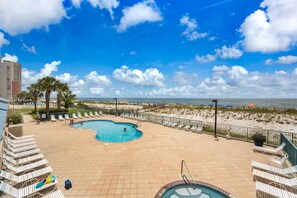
[27,83,43,113]
[16,91,30,104]
[56,82,69,110]
[38,76,59,117]
[62,90,76,109]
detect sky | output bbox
[0,0,297,98]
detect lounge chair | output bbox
[58,115,64,121]
[3,147,41,159]
[84,112,89,117]
[43,190,65,198]
[94,111,99,116]
[163,121,169,125]
[5,138,36,148]
[0,166,52,184]
[195,125,203,133]
[268,153,288,167]
[5,130,34,141]
[169,122,178,127]
[77,112,83,118]
[5,143,38,153]
[2,159,48,174]
[190,125,197,131]
[64,114,70,120]
[50,115,57,122]
[177,124,184,129]
[2,153,44,166]
[253,169,297,189]
[256,181,297,198]
[99,111,103,115]
[251,161,297,176]
[0,178,58,198]
[184,124,191,130]
[89,112,94,117]
[253,142,286,155]
[72,113,78,119]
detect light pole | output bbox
[212,99,218,139]
[113,98,118,116]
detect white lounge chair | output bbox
[5,138,36,148]
[2,153,44,166]
[253,169,297,189]
[50,115,57,122]
[253,142,286,155]
[177,124,184,129]
[0,166,53,184]
[184,124,191,130]
[0,178,58,198]
[58,115,64,121]
[72,113,78,119]
[5,130,34,141]
[64,114,70,120]
[252,161,297,176]
[256,181,297,198]
[99,111,103,115]
[2,159,48,174]
[3,147,41,159]
[84,112,89,117]
[77,112,83,118]
[89,112,94,117]
[195,125,203,133]
[43,190,65,198]
[94,111,99,116]
[5,143,38,153]
[268,153,288,167]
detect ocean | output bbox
[78,98,297,109]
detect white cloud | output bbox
[146,66,297,97]
[113,65,165,87]
[178,65,186,70]
[117,0,162,32]
[215,45,243,59]
[0,0,67,35]
[129,50,137,55]
[2,53,18,62]
[22,43,37,54]
[22,61,60,89]
[265,55,297,65]
[72,0,83,8]
[115,90,120,95]
[86,71,111,86]
[173,72,197,86]
[195,54,216,63]
[87,0,119,19]
[240,0,297,52]
[89,87,104,95]
[196,45,243,63]
[180,15,207,41]
[0,32,9,48]
[55,73,85,95]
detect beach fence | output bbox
[281,133,297,166]
[71,106,297,147]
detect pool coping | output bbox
[154,180,236,198]
[70,119,144,144]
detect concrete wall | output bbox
[8,124,23,137]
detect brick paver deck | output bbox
[21,115,275,197]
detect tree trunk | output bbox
[34,97,37,113]
[57,92,61,110]
[65,102,69,109]
[46,91,50,118]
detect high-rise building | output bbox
[0,56,22,101]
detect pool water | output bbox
[72,120,143,143]
[161,184,228,198]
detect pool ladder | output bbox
[180,160,197,189]
[136,121,141,127]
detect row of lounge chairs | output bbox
[50,111,103,122]
[0,130,64,198]
[251,142,297,197]
[163,121,203,133]
[121,113,146,121]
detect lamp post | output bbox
[212,99,218,139]
[113,98,118,116]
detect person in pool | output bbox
[124,128,127,132]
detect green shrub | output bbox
[7,113,22,124]
[252,133,266,142]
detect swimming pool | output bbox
[155,181,231,198]
[71,120,143,143]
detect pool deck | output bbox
[20,114,282,197]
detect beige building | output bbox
[0,56,22,101]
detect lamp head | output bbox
[212,99,218,103]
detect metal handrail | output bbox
[180,160,196,189]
